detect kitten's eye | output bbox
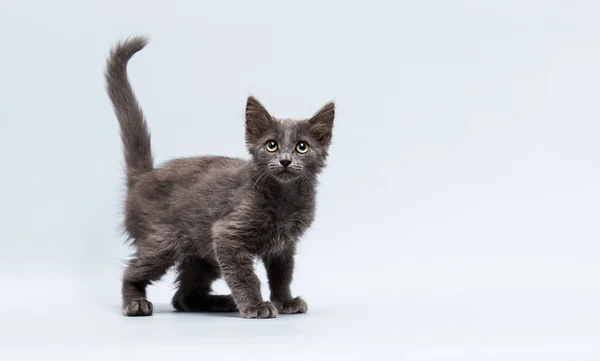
[265,140,278,152]
[295,142,309,154]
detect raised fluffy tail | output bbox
[105,36,153,184]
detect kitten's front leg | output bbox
[263,251,308,314]
[214,240,277,319]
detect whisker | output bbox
[252,169,269,191]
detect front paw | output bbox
[123,298,153,316]
[272,296,308,314]
[239,301,278,319]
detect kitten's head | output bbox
[245,96,335,183]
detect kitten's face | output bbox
[251,120,323,183]
[245,97,335,183]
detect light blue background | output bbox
[0,1,598,360]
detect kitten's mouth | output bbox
[274,169,299,181]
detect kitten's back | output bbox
[123,156,252,243]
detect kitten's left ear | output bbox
[308,101,335,147]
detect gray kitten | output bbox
[105,36,335,318]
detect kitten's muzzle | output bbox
[274,166,301,182]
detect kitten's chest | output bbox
[261,202,315,251]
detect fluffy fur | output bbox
[104,36,335,318]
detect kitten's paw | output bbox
[239,301,278,319]
[123,298,153,317]
[272,296,308,314]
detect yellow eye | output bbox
[296,142,309,154]
[266,140,278,152]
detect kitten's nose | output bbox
[280,159,292,168]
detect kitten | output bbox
[105,36,335,318]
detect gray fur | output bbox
[104,36,335,318]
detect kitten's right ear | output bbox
[245,96,273,144]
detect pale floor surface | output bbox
[0,281,598,361]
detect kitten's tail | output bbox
[105,36,153,184]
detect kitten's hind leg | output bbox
[122,246,174,317]
[172,257,237,312]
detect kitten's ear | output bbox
[245,96,273,144]
[308,101,335,147]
